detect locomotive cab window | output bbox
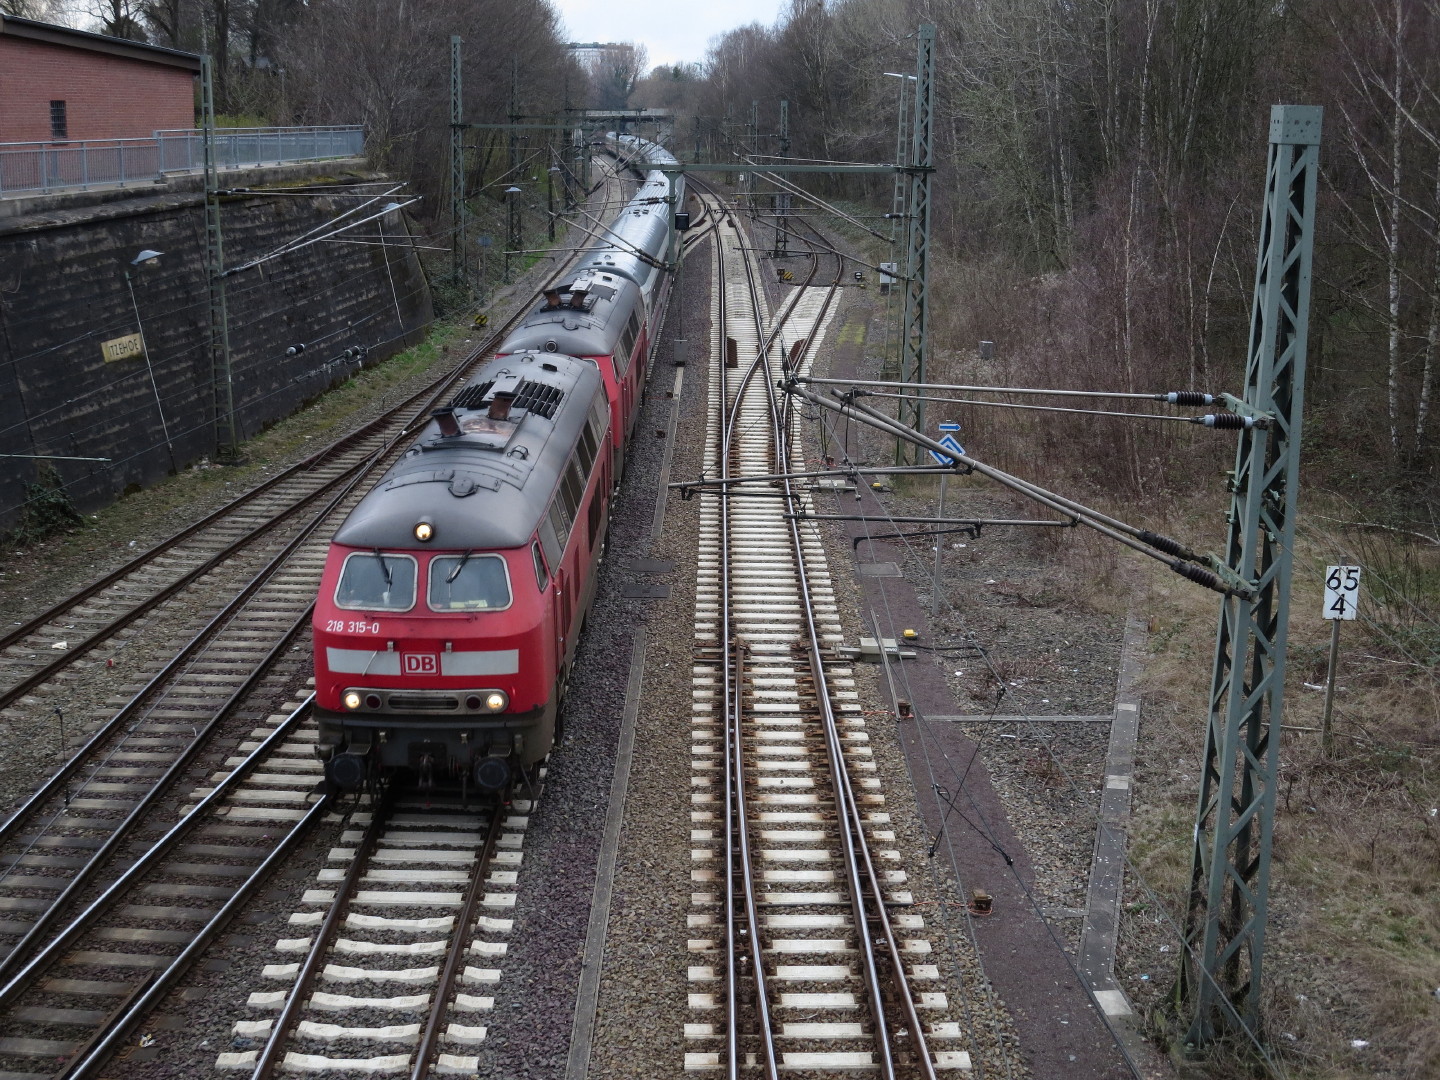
[428,553,512,611]
[335,551,417,611]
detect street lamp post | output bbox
[547,166,560,242]
[123,249,177,473]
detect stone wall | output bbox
[0,165,433,531]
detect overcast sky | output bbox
[550,0,789,69]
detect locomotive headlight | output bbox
[414,519,434,542]
[342,690,363,711]
[484,691,508,712]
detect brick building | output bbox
[0,15,200,145]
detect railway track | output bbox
[217,785,531,1077]
[684,200,971,1075]
[0,697,328,1078]
[0,162,639,1078]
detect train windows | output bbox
[532,541,549,591]
[428,553,512,611]
[559,461,584,521]
[335,551,417,611]
[590,396,610,444]
[539,514,563,568]
[576,420,597,475]
[547,500,571,554]
[587,475,604,549]
[618,320,637,366]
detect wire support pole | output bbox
[1179,104,1322,1049]
[897,23,935,461]
[201,55,239,462]
[450,35,465,284]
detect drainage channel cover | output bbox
[857,562,904,578]
[628,558,676,574]
[622,583,672,598]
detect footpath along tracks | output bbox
[684,205,971,1075]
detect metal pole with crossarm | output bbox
[1178,104,1322,1047]
[201,55,239,462]
[897,24,934,463]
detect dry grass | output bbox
[1123,490,1440,1079]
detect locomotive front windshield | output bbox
[335,551,417,611]
[428,553,512,611]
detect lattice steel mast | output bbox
[897,23,934,461]
[1179,104,1322,1046]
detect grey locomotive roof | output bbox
[333,352,604,551]
[501,269,642,357]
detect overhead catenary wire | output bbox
[784,382,1244,597]
[852,389,1261,428]
[795,373,1222,404]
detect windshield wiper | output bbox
[373,547,393,587]
[447,549,475,584]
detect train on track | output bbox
[312,135,686,794]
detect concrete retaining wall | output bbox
[0,164,433,532]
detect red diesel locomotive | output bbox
[312,136,683,792]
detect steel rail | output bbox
[755,213,940,1079]
[711,188,806,1077]
[728,636,777,1080]
[709,188,823,1078]
[0,697,316,1009]
[733,223,905,1080]
[0,447,380,714]
[250,786,397,1080]
[0,601,314,983]
[410,800,506,1080]
[0,429,383,854]
[712,203,780,1079]
[714,223,742,1080]
[64,794,332,1079]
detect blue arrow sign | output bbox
[938,422,961,431]
[929,432,966,465]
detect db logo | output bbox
[402,653,439,675]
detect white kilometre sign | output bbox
[1323,565,1361,620]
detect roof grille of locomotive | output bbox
[510,378,564,419]
[450,380,494,410]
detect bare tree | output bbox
[586,42,648,109]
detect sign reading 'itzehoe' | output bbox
[100,332,145,363]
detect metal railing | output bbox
[0,126,364,197]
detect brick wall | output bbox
[0,37,194,144]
